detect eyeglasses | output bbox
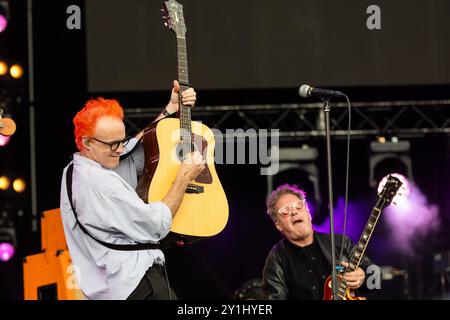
[278,199,307,217]
[91,136,131,151]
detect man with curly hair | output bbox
[60,81,204,300]
[262,183,374,300]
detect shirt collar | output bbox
[73,152,103,168]
[284,234,317,253]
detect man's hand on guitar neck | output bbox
[134,80,197,140]
[162,151,205,217]
[166,80,197,114]
[340,261,366,290]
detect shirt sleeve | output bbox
[106,186,172,243]
[76,175,172,244]
[262,248,289,299]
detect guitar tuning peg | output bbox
[164,22,168,27]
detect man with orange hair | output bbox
[60,81,204,300]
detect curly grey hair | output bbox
[266,184,306,221]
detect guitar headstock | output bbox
[377,175,403,209]
[162,0,187,38]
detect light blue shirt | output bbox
[60,138,172,300]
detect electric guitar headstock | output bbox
[377,175,404,210]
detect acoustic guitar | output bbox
[136,0,229,238]
[323,175,403,300]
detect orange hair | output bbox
[73,97,124,151]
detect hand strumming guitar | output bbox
[162,151,205,216]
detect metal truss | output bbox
[124,99,450,141]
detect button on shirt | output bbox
[60,138,172,300]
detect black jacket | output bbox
[262,232,374,300]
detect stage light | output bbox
[377,173,410,205]
[0,133,11,146]
[10,64,23,79]
[369,140,414,188]
[0,242,15,262]
[0,15,7,34]
[0,175,10,190]
[0,226,16,262]
[0,2,9,33]
[12,178,26,193]
[0,61,8,76]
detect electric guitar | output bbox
[323,175,403,300]
[136,0,229,237]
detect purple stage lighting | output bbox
[384,183,440,255]
[0,134,11,147]
[0,242,15,262]
[0,14,7,33]
[313,197,369,242]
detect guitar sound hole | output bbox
[176,141,199,161]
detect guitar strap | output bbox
[66,163,173,251]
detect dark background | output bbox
[87,0,450,91]
[0,0,449,299]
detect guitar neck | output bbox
[335,199,385,299]
[177,37,189,86]
[176,36,192,151]
[333,176,401,299]
[347,198,386,272]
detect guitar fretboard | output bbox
[177,37,189,84]
[336,197,387,300]
[176,36,193,155]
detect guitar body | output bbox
[322,276,366,300]
[137,118,229,237]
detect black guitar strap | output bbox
[66,163,172,251]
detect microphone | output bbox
[299,84,344,98]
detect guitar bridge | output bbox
[186,184,204,194]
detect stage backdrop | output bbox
[86,0,450,92]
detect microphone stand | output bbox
[323,98,338,300]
